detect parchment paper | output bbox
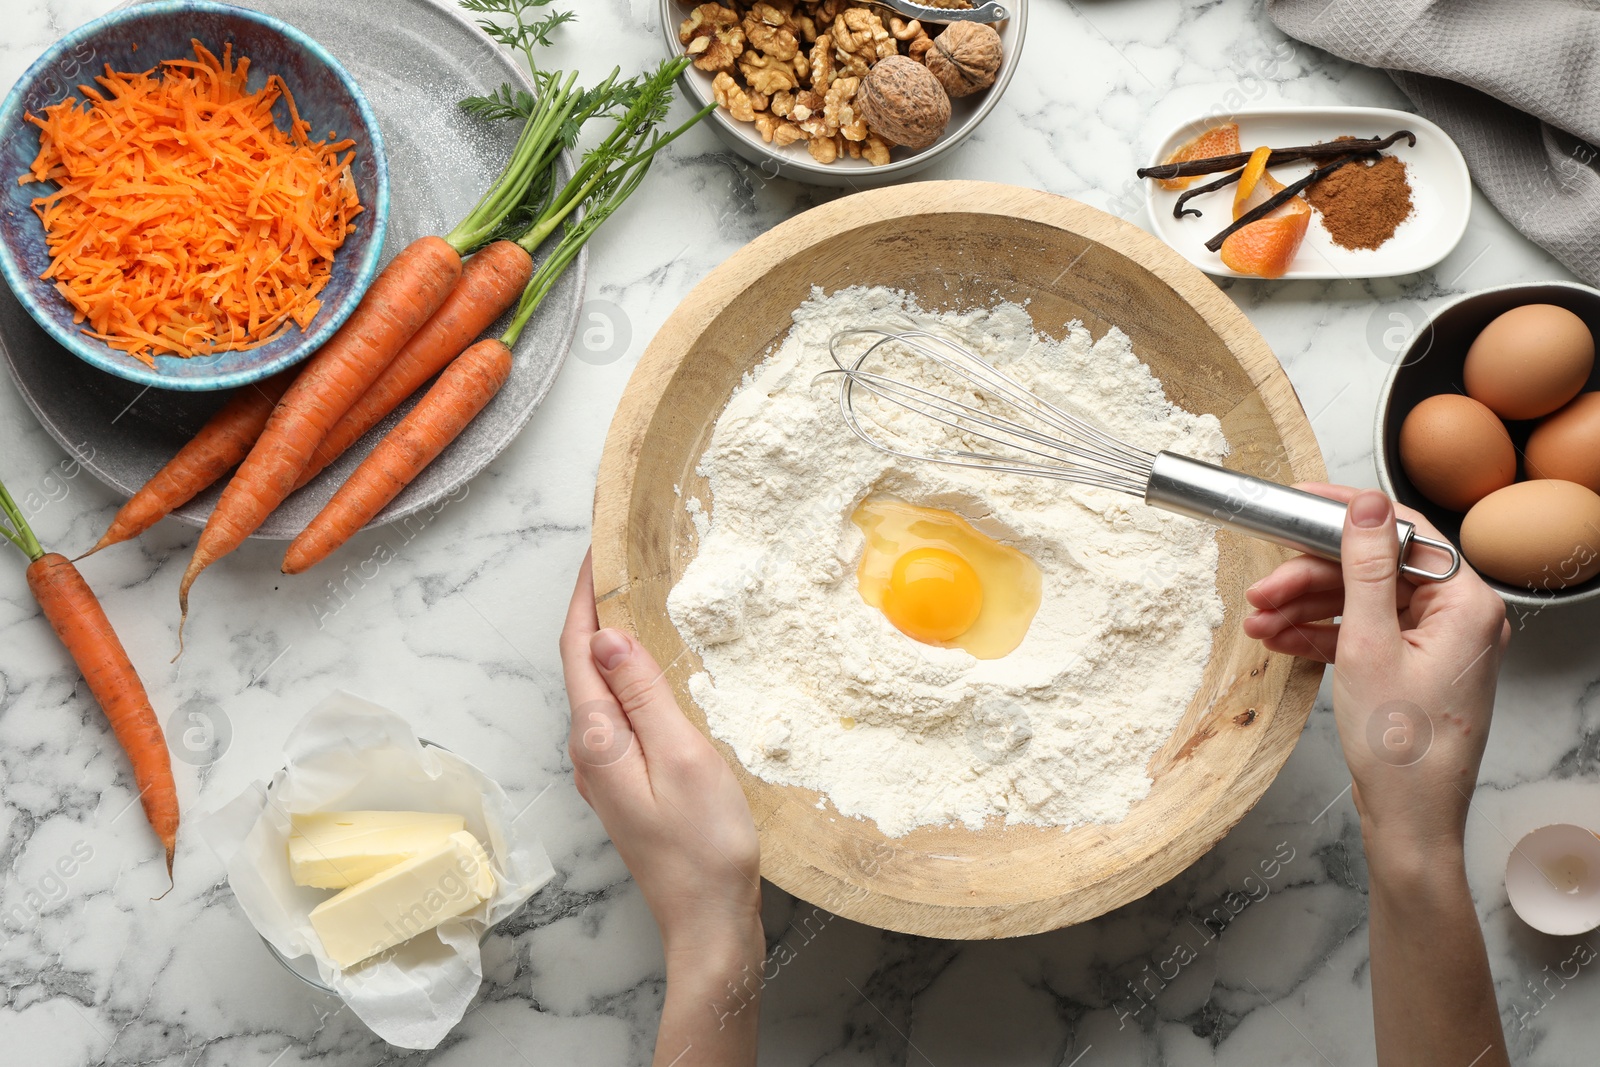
[201,691,554,1049]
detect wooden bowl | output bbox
[593,182,1325,939]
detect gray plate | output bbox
[0,0,583,539]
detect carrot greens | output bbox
[459,0,577,71]
[499,56,714,347]
[0,478,45,560]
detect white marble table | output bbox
[3,1,1597,1064]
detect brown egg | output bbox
[1460,480,1600,590]
[1463,304,1594,420]
[1526,392,1600,493]
[1397,394,1516,512]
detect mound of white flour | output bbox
[667,287,1227,836]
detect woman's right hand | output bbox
[1241,485,1510,857]
[1246,495,1513,1065]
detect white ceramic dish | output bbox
[1143,106,1471,280]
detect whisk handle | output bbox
[1145,452,1461,582]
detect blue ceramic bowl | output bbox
[0,0,389,391]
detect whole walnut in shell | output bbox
[924,22,1003,98]
[855,54,950,150]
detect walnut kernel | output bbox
[890,16,934,64]
[809,33,836,90]
[792,91,829,139]
[888,17,922,41]
[825,76,868,140]
[861,133,892,166]
[679,4,745,74]
[807,133,841,164]
[739,50,801,94]
[745,7,800,61]
[832,9,895,65]
[712,71,757,122]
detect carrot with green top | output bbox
[279,58,715,573]
[293,239,534,490]
[84,367,299,557]
[0,475,178,883]
[296,56,720,495]
[176,58,618,635]
[282,337,514,573]
[176,235,463,634]
[287,59,642,493]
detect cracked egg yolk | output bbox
[851,496,1042,659]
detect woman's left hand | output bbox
[559,553,764,1066]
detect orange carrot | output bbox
[178,236,461,629]
[282,338,513,574]
[84,368,299,556]
[19,40,362,363]
[0,478,178,882]
[295,240,534,490]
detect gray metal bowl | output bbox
[1374,280,1600,612]
[660,0,1027,187]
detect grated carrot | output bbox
[19,40,362,365]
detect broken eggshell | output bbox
[1505,823,1600,936]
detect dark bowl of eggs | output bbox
[1377,281,1600,613]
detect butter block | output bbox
[309,830,496,969]
[288,810,466,889]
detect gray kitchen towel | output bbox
[1268,0,1600,284]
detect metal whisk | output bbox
[820,329,1460,582]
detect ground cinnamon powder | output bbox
[1306,153,1414,250]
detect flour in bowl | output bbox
[667,287,1227,836]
